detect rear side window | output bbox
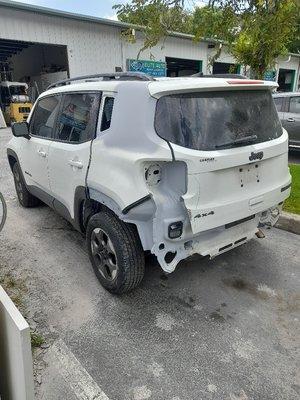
[273,97,283,112]
[101,97,114,131]
[30,95,60,138]
[56,92,100,143]
[289,97,300,114]
[155,90,283,151]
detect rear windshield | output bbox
[155,90,282,151]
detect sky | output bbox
[11,0,207,20]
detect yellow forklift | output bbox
[0,81,33,125]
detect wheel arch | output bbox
[76,187,122,233]
[83,187,154,251]
[7,149,19,172]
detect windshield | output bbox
[155,90,282,151]
[9,85,27,96]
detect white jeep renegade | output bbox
[7,72,291,294]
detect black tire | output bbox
[12,163,41,207]
[86,211,145,294]
[0,192,7,232]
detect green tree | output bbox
[114,0,192,58]
[114,0,299,78]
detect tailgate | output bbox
[177,135,291,234]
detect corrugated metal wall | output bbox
[0,6,123,76]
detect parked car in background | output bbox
[273,92,300,149]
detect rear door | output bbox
[20,95,60,194]
[47,91,101,220]
[282,95,300,147]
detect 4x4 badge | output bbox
[249,151,263,161]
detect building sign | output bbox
[127,59,166,77]
[264,70,276,81]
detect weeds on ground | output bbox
[31,333,45,348]
[0,269,45,349]
[0,270,26,313]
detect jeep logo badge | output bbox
[249,151,263,161]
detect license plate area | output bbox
[239,163,260,187]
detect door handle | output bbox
[38,150,46,158]
[68,159,83,169]
[287,117,295,122]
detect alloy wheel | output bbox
[91,228,118,281]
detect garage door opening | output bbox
[166,57,202,77]
[0,38,69,98]
[278,68,295,92]
[0,38,69,124]
[213,62,240,74]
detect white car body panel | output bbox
[11,136,51,193]
[48,140,91,219]
[174,131,290,234]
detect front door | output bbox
[48,92,101,220]
[20,95,60,194]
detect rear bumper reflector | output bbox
[225,214,255,229]
[281,183,291,192]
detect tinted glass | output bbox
[56,93,100,143]
[155,90,283,151]
[273,97,283,112]
[101,97,114,131]
[289,97,300,114]
[30,96,60,138]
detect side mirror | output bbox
[11,122,30,139]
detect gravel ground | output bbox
[0,127,299,400]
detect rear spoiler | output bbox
[149,78,278,98]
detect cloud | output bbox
[194,1,208,8]
[104,13,118,21]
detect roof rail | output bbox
[192,72,247,79]
[47,72,155,90]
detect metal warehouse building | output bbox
[0,0,299,94]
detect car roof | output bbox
[41,76,278,99]
[273,91,300,97]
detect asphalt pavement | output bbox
[0,128,299,400]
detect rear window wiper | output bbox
[215,135,258,149]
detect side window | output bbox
[289,97,300,114]
[101,97,114,131]
[273,97,283,112]
[30,95,60,138]
[56,92,100,143]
